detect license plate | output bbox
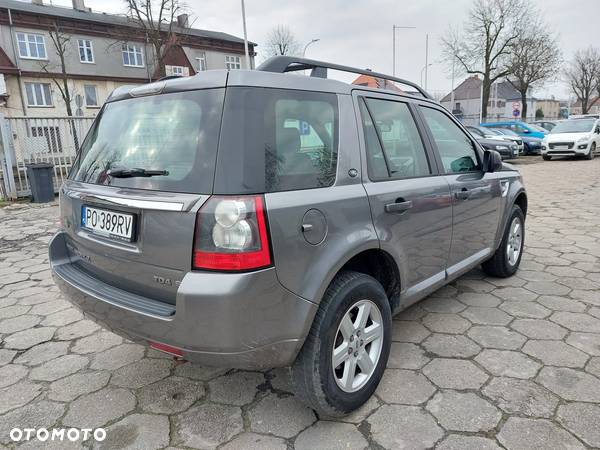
[81,206,135,241]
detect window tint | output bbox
[420,107,479,173]
[361,98,430,180]
[215,87,338,193]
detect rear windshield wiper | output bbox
[107,168,169,178]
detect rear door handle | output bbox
[454,188,470,200]
[385,199,413,214]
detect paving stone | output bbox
[248,394,316,438]
[63,387,136,428]
[422,334,481,358]
[455,278,495,293]
[500,301,551,318]
[30,354,89,381]
[493,287,538,302]
[338,395,380,424]
[111,358,172,389]
[391,321,430,343]
[587,357,600,377]
[96,413,170,450]
[482,377,559,417]
[48,371,110,402]
[269,367,293,392]
[40,308,83,327]
[537,295,587,312]
[537,367,600,402]
[467,325,527,350]
[550,311,600,333]
[510,318,568,340]
[0,381,42,414]
[55,319,100,340]
[0,364,28,388]
[460,306,512,325]
[419,297,466,313]
[90,343,145,370]
[13,341,69,366]
[426,391,501,432]
[376,369,436,404]
[174,362,229,380]
[3,326,55,349]
[523,340,589,368]
[395,304,427,321]
[475,349,541,379]
[556,402,600,447]
[0,304,30,319]
[0,349,16,366]
[220,432,286,450]
[0,315,41,334]
[422,313,471,334]
[457,292,501,307]
[436,435,502,450]
[138,376,205,414]
[498,417,585,450]
[28,299,71,316]
[0,401,65,445]
[71,330,123,354]
[294,421,368,450]
[208,371,264,406]
[368,404,443,449]
[387,342,430,369]
[422,358,488,389]
[174,403,243,448]
[518,270,558,282]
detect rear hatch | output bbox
[60,82,225,305]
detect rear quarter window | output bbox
[214,87,339,194]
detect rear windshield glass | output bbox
[214,87,338,194]
[70,89,224,194]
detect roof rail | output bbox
[256,56,431,99]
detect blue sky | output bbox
[49,0,599,100]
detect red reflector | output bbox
[150,342,183,358]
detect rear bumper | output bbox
[49,232,317,369]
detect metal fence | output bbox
[0,115,94,200]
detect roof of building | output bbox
[0,0,256,46]
[0,46,17,73]
[352,74,404,92]
[441,75,523,103]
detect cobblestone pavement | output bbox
[1,156,600,449]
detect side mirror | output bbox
[484,149,503,173]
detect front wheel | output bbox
[542,154,552,161]
[292,271,392,417]
[482,204,525,278]
[586,143,596,160]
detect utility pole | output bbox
[240,0,250,69]
[424,33,429,91]
[392,25,416,77]
[450,57,455,111]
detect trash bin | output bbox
[26,163,55,203]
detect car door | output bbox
[418,106,502,277]
[354,93,453,303]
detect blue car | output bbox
[481,121,547,154]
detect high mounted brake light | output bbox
[192,195,272,271]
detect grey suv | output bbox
[50,56,527,417]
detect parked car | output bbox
[480,120,547,139]
[532,120,558,132]
[49,56,527,417]
[466,125,524,153]
[541,118,600,160]
[465,131,519,160]
[489,128,543,155]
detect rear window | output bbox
[70,89,224,194]
[214,87,338,194]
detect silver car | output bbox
[50,56,527,417]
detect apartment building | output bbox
[0,0,255,117]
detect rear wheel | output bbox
[482,204,525,278]
[542,154,552,161]
[292,271,391,417]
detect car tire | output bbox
[482,204,525,278]
[291,270,392,417]
[542,154,552,161]
[586,143,596,160]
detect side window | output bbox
[420,107,479,174]
[360,98,431,180]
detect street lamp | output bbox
[240,0,250,69]
[392,25,416,77]
[303,39,320,57]
[420,63,433,87]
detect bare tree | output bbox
[442,0,530,120]
[505,19,561,120]
[565,47,600,114]
[124,0,186,77]
[264,25,300,57]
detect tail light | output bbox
[193,195,272,271]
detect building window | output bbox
[84,85,98,107]
[122,44,144,67]
[25,82,52,107]
[196,52,206,71]
[16,32,46,60]
[225,55,241,70]
[78,39,94,63]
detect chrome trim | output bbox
[91,195,184,211]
